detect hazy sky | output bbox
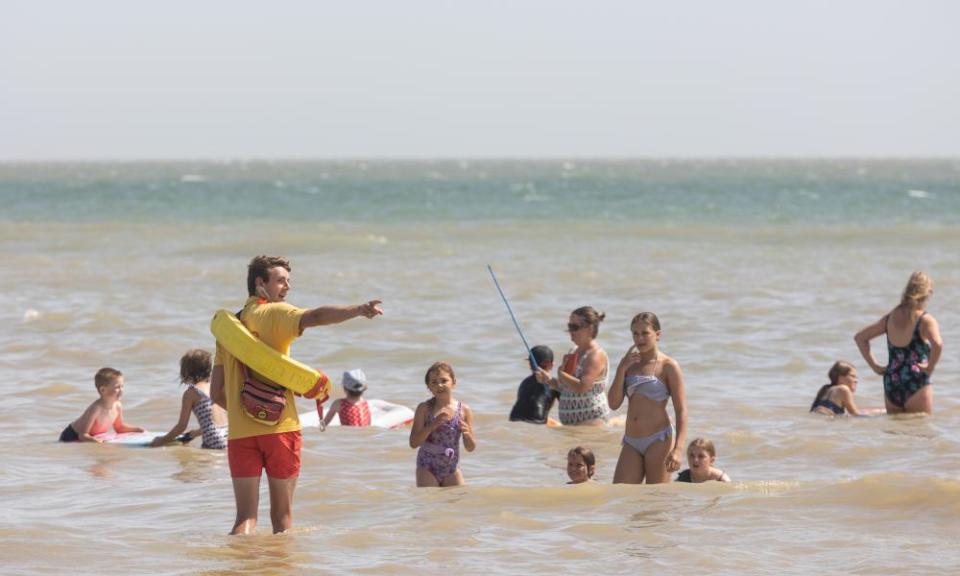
[2,0,958,159]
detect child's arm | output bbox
[664,360,688,473]
[854,316,888,375]
[113,404,145,434]
[150,388,197,447]
[73,402,106,443]
[320,400,340,431]
[608,347,637,410]
[409,402,442,448]
[461,403,476,452]
[717,469,731,482]
[837,386,864,417]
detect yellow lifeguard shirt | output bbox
[215,297,306,440]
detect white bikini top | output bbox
[624,356,669,401]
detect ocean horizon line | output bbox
[3,155,960,165]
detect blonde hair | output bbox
[94,367,122,391]
[901,271,933,309]
[687,437,716,458]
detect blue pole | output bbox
[487,265,537,373]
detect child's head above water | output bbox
[95,367,122,390]
[94,367,123,399]
[687,437,717,471]
[827,360,857,391]
[424,361,456,395]
[179,349,212,385]
[567,446,596,484]
[341,368,368,398]
[530,345,554,370]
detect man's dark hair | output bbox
[247,255,291,296]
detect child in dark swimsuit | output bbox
[809,361,884,417]
[675,438,731,483]
[855,271,943,414]
[409,362,476,487]
[509,345,561,425]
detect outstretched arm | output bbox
[113,404,145,434]
[300,301,382,331]
[854,316,888,375]
[151,389,196,447]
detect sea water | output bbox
[1,159,958,575]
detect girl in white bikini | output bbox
[608,312,688,484]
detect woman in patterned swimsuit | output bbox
[151,349,229,449]
[536,306,610,426]
[855,271,943,414]
[410,362,476,487]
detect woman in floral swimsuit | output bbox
[855,271,943,414]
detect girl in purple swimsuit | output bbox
[608,312,688,484]
[410,362,477,487]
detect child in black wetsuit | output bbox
[509,345,560,424]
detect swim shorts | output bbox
[228,430,301,479]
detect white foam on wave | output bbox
[22,308,40,322]
[907,189,932,199]
[180,174,206,183]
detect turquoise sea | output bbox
[2,159,958,575]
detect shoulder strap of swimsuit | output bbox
[913,311,927,336]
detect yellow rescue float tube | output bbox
[210,309,331,400]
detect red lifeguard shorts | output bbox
[228,430,302,479]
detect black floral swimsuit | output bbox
[883,312,931,408]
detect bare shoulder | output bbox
[661,355,683,376]
[415,400,432,415]
[594,346,609,362]
[460,402,473,417]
